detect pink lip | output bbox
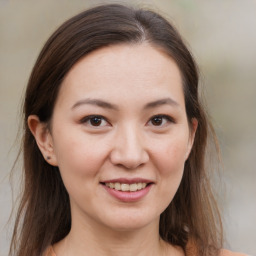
[101,178,154,184]
[102,184,152,202]
[100,178,154,202]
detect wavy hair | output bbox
[10,4,222,256]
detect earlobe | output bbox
[28,115,58,166]
[186,118,198,160]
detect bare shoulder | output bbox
[220,249,250,256]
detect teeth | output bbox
[105,182,147,192]
[130,184,138,192]
[121,184,129,191]
[114,183,121,190]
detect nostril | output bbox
[118,162,145,170]
[109,150,149,170]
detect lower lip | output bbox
[102,184,152,202]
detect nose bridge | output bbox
[110,123,149,169]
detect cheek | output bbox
[152,137,188,176]
[52,131,109,182]
[149,140,187,214]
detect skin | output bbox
[29,43,197,256]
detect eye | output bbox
[80,115,109,127]
[148,115,174,127]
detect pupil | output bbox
[91,117,102,126]
[152,117,162,126]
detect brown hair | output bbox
[10,4,222,256]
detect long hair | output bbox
[10,4,222,256]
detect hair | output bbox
[10,4,223,256]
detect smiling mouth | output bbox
[104,182,148,192]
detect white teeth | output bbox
[121,184,130,191]
[114,183,121,190]
[129,184,138,192]
[105,182,148,192]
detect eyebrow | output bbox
[144,98,180,109]
[72,98,119,110]
[71,97,179,110]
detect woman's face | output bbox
[44,44,196,231]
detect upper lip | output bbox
[101,178,154,184]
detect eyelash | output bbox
[147,114,175,127]
[80,114,175,128]
[80,115,109,127]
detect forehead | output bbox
[57,43,184,108]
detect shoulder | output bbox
[185,241,248,256]
[43,246,56,256]
[220,249,250,256]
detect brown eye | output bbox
[81,115,109,127]
[148,115,174,127]
[151,116,164,126]
[90,116,103,126]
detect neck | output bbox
[54,214,178,256]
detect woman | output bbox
[10,4,247,256]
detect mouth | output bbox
[104,182,148,192]
[100,179,154,201]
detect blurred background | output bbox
[0,0,255,255]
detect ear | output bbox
[28,115,58,166]
[185,118,198,160]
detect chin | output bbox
[98,210,159,232]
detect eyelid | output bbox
[147,114,175,126]
[79,114,175,128]
[80,115,110,127]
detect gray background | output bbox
[0,0,255,255]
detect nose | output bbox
[109,125,149,169]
